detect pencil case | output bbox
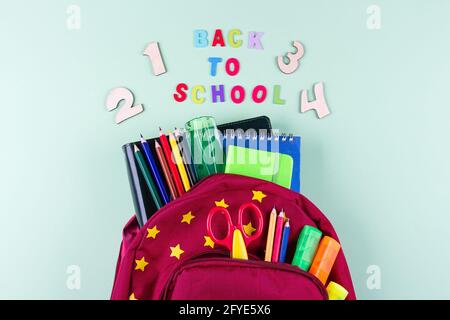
[111,174,356,300]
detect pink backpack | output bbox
[111,174,356,300]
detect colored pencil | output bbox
[278,219,291,263]
[133,144,162,209]
[155,141,178,200]
[264,207,277,262]
[174,128,197,185]
[140,134,169,205]
[168,131,191,192]
[159,128,185,196]
[271,210,285,262]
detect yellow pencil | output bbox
[264,207,277,262]
[168,131,191,192]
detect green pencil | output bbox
[134,144,162,210]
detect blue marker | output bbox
[140,134,170,204]
[278,220,291,263]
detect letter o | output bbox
[230,85,245,104]
[252,85,267,103]
[225,58,240,76]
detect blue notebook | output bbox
[223,130,301,192]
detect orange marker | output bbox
[309,236,341,285]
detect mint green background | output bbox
[1,0,449,299]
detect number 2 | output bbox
[105,87,144,124]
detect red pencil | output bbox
[271,210,285,262]
[159,127,185,196]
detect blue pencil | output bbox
[278,219,291,263]
[140,134,170,204]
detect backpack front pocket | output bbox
[161,256,328,300]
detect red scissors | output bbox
[206,202,264,260]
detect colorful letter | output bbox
[173,83,188,102]
[212,29,225,47]
[194,30,208,48]
[211,85,225,103]
[300,82,330,118]
[192,85,206,104]
[248,32,264,50]
[208,57,223,76]
[228,29,242,48]
[225,58,240,76]
[230,85,245,104]
[273,85,286,105]
[252,85,267,103]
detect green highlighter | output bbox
[292,225,322,271]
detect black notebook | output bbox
[123,116,273,228]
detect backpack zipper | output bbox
[160,250,328,300]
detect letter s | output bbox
[173,83,188,102]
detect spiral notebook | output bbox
[223,131,301,192]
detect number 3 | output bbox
[105,87,144,124]
[277,41,305,74]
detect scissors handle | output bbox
[237,202,264,245]
[206,207,233,250]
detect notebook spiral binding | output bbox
[224,129,294,142]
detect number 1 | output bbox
[143,42,167,76]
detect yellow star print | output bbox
[181,211,195,224]
[135,257,149,272]
[215,199,229,208]
[204,236,215,248]
[170,244,185,260]
[146,226,160,239]
[129,293,138,300]
[243,222,257,236]
[252,190,267,203]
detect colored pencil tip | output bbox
[155,140,160,147]
[140,133,144,138]
[279,210,285,218]
[285,219,290,227]
[133,144,139,152]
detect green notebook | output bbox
[224,145,294,189]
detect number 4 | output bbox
[105,87,144,124]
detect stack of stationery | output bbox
[123,116,274,227]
